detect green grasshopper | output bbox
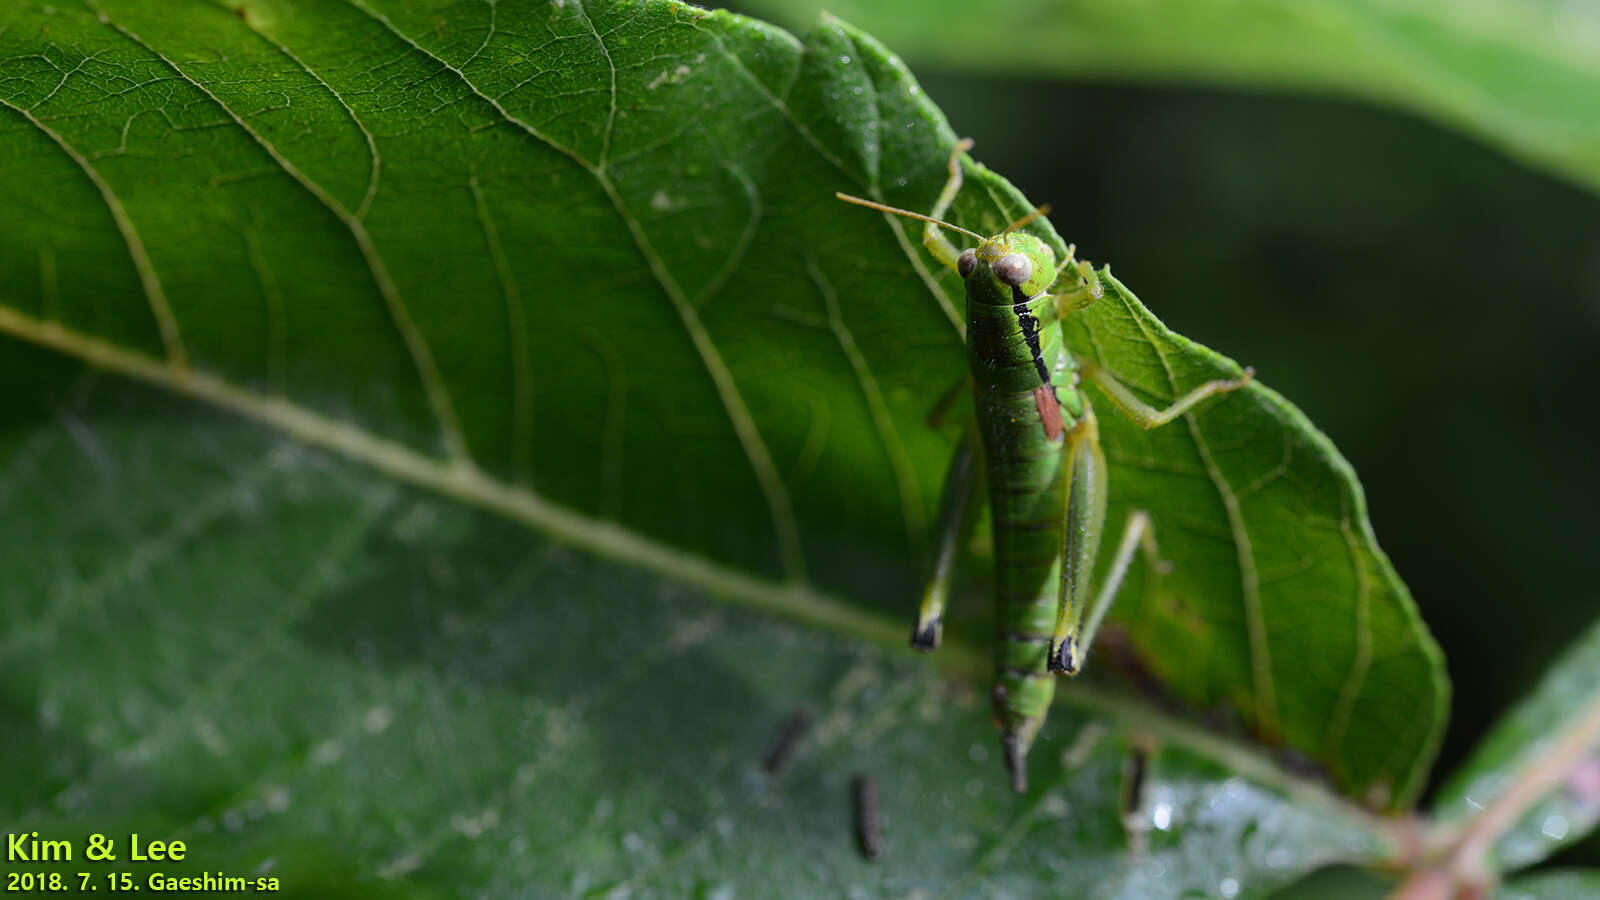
[838,140,1252,791]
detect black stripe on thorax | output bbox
[1012,284,1052,386]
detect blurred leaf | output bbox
[742,0,1600,198]
[1433,619,1600,872]
[1497,870,1600,900]
[1267,865,1394,900]
[0,0,1441,888]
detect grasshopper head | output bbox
[958,232,1058,305]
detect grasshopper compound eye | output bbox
[957,248,978,278]
[994,252,1032,286]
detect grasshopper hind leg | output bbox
[1061,510,1165,675]
[1048,405,1168,676]
[1048,407,1108,676]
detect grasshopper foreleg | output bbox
[1050,260,1104,319]
[921,138,975,272]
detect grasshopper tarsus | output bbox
[1048,636,1080,676]
[910,618,942,652]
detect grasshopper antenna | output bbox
[1001,203,1051,235]
[834,192,985,241]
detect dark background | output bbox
[916,71,1600,867]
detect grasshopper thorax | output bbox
[958,233,1057,305]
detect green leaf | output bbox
[2,351,1396,897]
[1432,619,1600,873]
[1497,870,1600,900]
[0,0,1440,889]
[741,0,1600,199]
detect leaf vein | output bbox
[0,427,60,514]
[468,171,535,485]
[690,159,763,308]
[808,258,925,557]
[38,487,394,820]
[0,448,278,668]
[571,0,619,168]
[1119,303,1282,742]
[0,94,186,369]
[341,0,806,580]
[89,1,473,465]
[242,24,384,220]
[1322,491,1373,772]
